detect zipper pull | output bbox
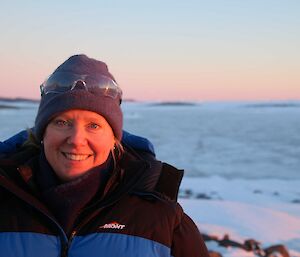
[70,231,77,240]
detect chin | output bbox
[58,170,85,181]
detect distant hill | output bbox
[149,101,197,107]
[0,104,20,109]
[244,102,300,108]
[0,97,39,103]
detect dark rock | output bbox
[196,193,211,200]
[185,189,193,196]
[291,199,300,204]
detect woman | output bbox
[0,54,209,257]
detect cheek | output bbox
[43,128,64,161]
[44,132,56,150]
[92,136,115,157]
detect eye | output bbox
[88,122,101,130]
[53,119,71,127]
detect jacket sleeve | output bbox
[171,211,210,257]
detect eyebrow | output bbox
[55,115,105,123]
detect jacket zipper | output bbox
[60,200,120,257]
[57,186,132,256]
[61,231,77,257]
[62,179,144,255]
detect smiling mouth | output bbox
[62,152,92,161]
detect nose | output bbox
[66,125,87,146]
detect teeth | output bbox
[64,153,90,161]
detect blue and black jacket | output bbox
[0,131,209,257]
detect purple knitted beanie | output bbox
[34,54,123,141]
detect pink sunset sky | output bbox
[1,1,299,102]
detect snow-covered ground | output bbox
[180,177,300,256]
[1,100,300,256]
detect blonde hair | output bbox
[22,129,41,149]
[111,138,124,164]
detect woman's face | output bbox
[43,109,115,181]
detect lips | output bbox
[62,152,92,161]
